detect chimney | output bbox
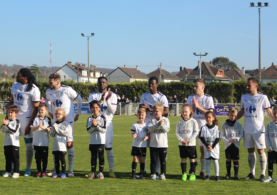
[272,62,275,66]
[242,67,245,75]
[136,65,138,70]
[180,67,182,71]
[210,61,212,64]
[68,61,72,66]
[124,64,126,68]
[82,64,86,68]
[263,67,266,70]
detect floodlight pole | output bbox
[250,2,269,82]
[81,33,94,83]
[193,52,208,79]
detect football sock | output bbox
[106,150,114,171]
[233,161,239,175]
[156,156,160,174]
[181,163,186,174]
[268,163,273,177]
[213,160,219,176]
[132,162,137,175]
[61,155,66,174]
[248,152,256,175]
[26,143,33,170]
[259,152,267,176]
[190,162,196,174]
[143,156,146,172]
[206,160,211,176]
[68,147,75,174]
[140,163,145,173]
[201,159,206,173]
[226,161,231,175]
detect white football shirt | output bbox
[50,121,70,152]
[1,119,20,147]
[176,118,199,146]
[46,85,79,123]
[31,116,51,147]
[241,93,271,133]
[11,82,41,118]
[187,94,214,129]
[87,115,107,145]
[130,122,148,148]
[88,91,117,121]
[200,125,220,159]
[139,91,169,118]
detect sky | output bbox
[1,0,277,73]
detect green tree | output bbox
[12,73,17,78]
[30,64,43,78]
[212,57,239,71]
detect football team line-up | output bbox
[2,68,276,182]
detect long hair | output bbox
[18,68,37,92]
[205,111,219,126]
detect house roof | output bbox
[176,68,193,78]
[249,68,265,76]
[55,64,82,76]
[109,67,149,79]
[186,62,232,81]
[253,64,277,79]
[97,68,114,74]
[147,68,180,80]
[225,68,250,80]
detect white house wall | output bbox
[57,66,78,82]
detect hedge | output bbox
[0,80,276,103]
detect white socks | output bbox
[106,150,114,171]
[68,147,75,174]
[213,160,219,176]
[26,143,33,170]
[206,160,211,176]
[156,156,160,173]
[259,152,267,176]
[248,152,256,175]
[201,159,206,173]
[205,159,219,176]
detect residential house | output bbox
[56,61,107,83]
[176,67,193,80]
[147,68,180,83]
[253,63,277,84]
[225,67,250,81]
[186,61,232,83]
[108,65,148,83]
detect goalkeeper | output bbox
[86,100,107,179]
[50,108,70,179]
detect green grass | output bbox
[0,114,275,194]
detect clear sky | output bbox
[1,0,277,73]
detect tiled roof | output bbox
[253,64,277,79]
[109,67,148,79]
[187,62,232,81]
[176,68,193,78]
[225,68,250,80]
[147,68,180,80]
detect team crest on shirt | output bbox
[98,121,101,124]
[181,129,191,134]
[59,124,66,130]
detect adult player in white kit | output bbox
[8,68,41,177]
[237,77,274,182]
[46,73,82,177]
[139,76,169,178]
[88,77,117,178]
[187,79,214,179]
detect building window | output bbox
[64,75,66,79]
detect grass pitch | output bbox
[0,114,275,195]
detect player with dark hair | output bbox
[88,77,118,178]
[8,68,41,177]
[187,78,214,179]
[237,77,274,182]
[139,76,169,178]
[46,73,82,177]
